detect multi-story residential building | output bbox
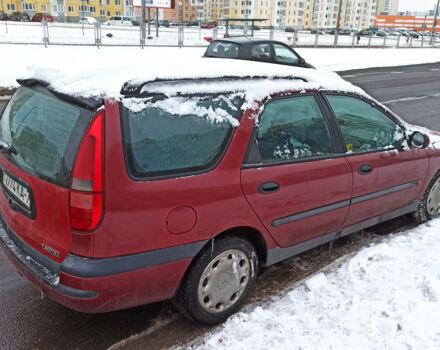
[376,0,397,15]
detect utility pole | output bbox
[334,0,344,47]
[141,0,146,48]
[431,0,440,45]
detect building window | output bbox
[68,5,74,13]
[42,4,47,12]
[7,4,16,11]
[100,9,105,15]
[90,6,96,13]
[22,3,36,10]
[116,11,121,15]
[115,0,121,5]
[107,11,110,16]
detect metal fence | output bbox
[1,21,440,49]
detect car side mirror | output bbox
[409,131,429,149]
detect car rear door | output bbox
[323,93,429,228]
[0,86,95,262]
[241,93,352,248]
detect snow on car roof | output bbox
[21,55,364,101]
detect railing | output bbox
[0,21,439,49]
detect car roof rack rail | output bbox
[121,75,308,97]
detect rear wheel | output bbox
[175,236,258,325]
[414,172,440,224]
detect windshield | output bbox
[205,42,240,59]
[0,86,94,187]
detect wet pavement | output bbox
[1,62,439,349]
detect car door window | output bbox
[251,43,271,61]
[273,44,299,64]
[326,95,405,153]
[257,96,333,162]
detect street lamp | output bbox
[431,0,440,44]
[334,0,344,46]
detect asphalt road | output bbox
[0,62,439,350]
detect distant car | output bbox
[159,20,170,27]
[338,29,352,35]
[79,16,97,25]
[357,30,373,36]
[375,31,388,37]
[104,16,133,26]
[0,12,6,21]
[325,28,336,35]
[285,27,296,33]
[7,12,30,22]
[201,22,216,29]
[204,37,314,69]
[32,13,54,22]
[311,29,325,35]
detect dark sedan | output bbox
[204,37,314,69]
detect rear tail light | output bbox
[70,111,104,232]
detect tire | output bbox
[414,172,440,224]
[175,236,258,326]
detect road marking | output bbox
[390,71,403,74]
[341,74,357,78]
[382,92,440,104]
[430,68,440,71]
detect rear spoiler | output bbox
[17,79,103,110]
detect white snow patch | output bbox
[179,218,440,350]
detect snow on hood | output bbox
[20,56,365,101]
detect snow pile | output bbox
[182,219,440,350]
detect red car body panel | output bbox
[0,87,438,314]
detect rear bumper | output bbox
[0,212,205,313]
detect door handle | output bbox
[358,164,373,175]
[258,181,280,194]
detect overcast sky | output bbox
[398,0,438,12]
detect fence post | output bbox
[213,27,218,40]
[94,21,101,48]
[314,32,319,47]
[269,27,274,40]
[351,32,355,48]
[42,20,49,47]
[368,34,372,48]
[396,35,400,48]
[293,30,298,47]
[178,25,184,48]
[421,35,424,47]
[383,35,387,48]
[410,36,413,47]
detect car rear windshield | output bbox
[121,94,244,179]
[0,86,94,188]
[205,42,240,58]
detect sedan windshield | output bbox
[205,42,240,58]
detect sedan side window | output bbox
[257,96,333,162]
[251,43,271,61]
[273,44,299,64]
[326,95,405,153]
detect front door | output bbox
[323,94,429,227]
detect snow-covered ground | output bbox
[2,45,440,92]
[180,218,440,350]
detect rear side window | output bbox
[273,44,299,64]
[205,42,240,58]
[121,94,244,179]
[257,96,333,162]
[0,87,93,187]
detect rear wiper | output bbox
[0,141,17,155]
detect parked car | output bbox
[204,38,314,68]
[201,22,217,29]
[338,29,352,35]
[103,16,133,26]
[79,16,97,25]
[357,29,373,36]
[311,29,325,35]
[0,12,7,21]
[7,12,30,22]
[159,20,170,27]
[1,61,440,326]
[285,27,296,33]
[375,30,388,37]
[32,13,54,22]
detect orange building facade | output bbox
[375,15,440,32]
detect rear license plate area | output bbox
[0,168,36,220]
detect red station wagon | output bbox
[1,64,440,325]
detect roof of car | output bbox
[212,37,286,46]
[20,53,364,100]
